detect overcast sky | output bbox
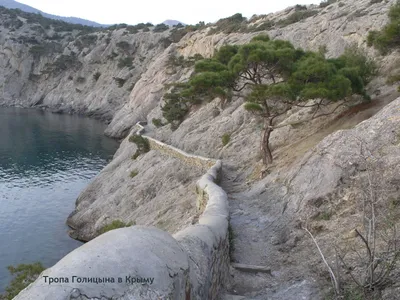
[15,0,322,25]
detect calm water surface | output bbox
[0,107,119,292]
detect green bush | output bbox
[130,170,139,178]
[29,42,62,59]
[99,220,135,234]
[74,34,97,50]
[45,54,82,74]
[152,118,163,127]
[222,133,231,146]
[208,13,248,34]
[319,0,337,8]
[116,41,130,52]
[117,57,133,69]
[161,84,192,127]
[29,45,47,58]
[277,9,318,27]
[0,262,45,300]
[367,1,400,54]
[387,73,400,84]
[153,23,169,32]
[248,20,275,32]
[93,72,101,81]
[0,6,97,35]
[113,77,126,87]
[129,135,150,158]
[76,76,86,84]
[328,44,377,99]
[295,4,307,10]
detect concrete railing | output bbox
[14,124,230,300]
[135,122,216,170]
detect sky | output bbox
[15,0,322,25]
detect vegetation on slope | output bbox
[99,220,135,234]
[367,1,400,54]
[0,6,97,33]
[129,135,150,159]
[161,35,376,165]
[0,263,45,300]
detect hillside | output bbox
[0,0,104,26]
[2,0,400,299]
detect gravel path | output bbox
[221,164,323,299]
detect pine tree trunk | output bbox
[261,118,273,165]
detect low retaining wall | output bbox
[135,122,216,170]
[15,125,230,300]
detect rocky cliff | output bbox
[0,8,171,121]
[3,0,400,298]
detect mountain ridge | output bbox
[0,0,104,26]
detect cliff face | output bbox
[0,9,170,121]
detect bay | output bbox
[0,107,119,292]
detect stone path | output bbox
[221,164,322,300]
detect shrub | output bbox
[153,23,169,32]
[161,84,191,127]
[222,133,231,146]
[29,42,62,59]
[208,13,248,34]
[0,262,45,300]
[142,27,150,32]
[117,57,133,69]
[107,51,119,59]
[367,1,400,54]
[113,77,126,87]
[116,41,130,52]
[76,76,86,84]
[93,72,101,81]
[99,220,135,234]
[29,45,47,59]
[125,26,138,34]
[74,34,97,50]
[152,118,163,128]
[129,134,150,158]
[248,20,275,32]
[46,54,82,74]
[129,170,139,178]
[277,9,319,27]
[127,83,136,91]
[319,0,337,8]
[328,44,377,98]
[387,73,400,84]
[295,4,307,10]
